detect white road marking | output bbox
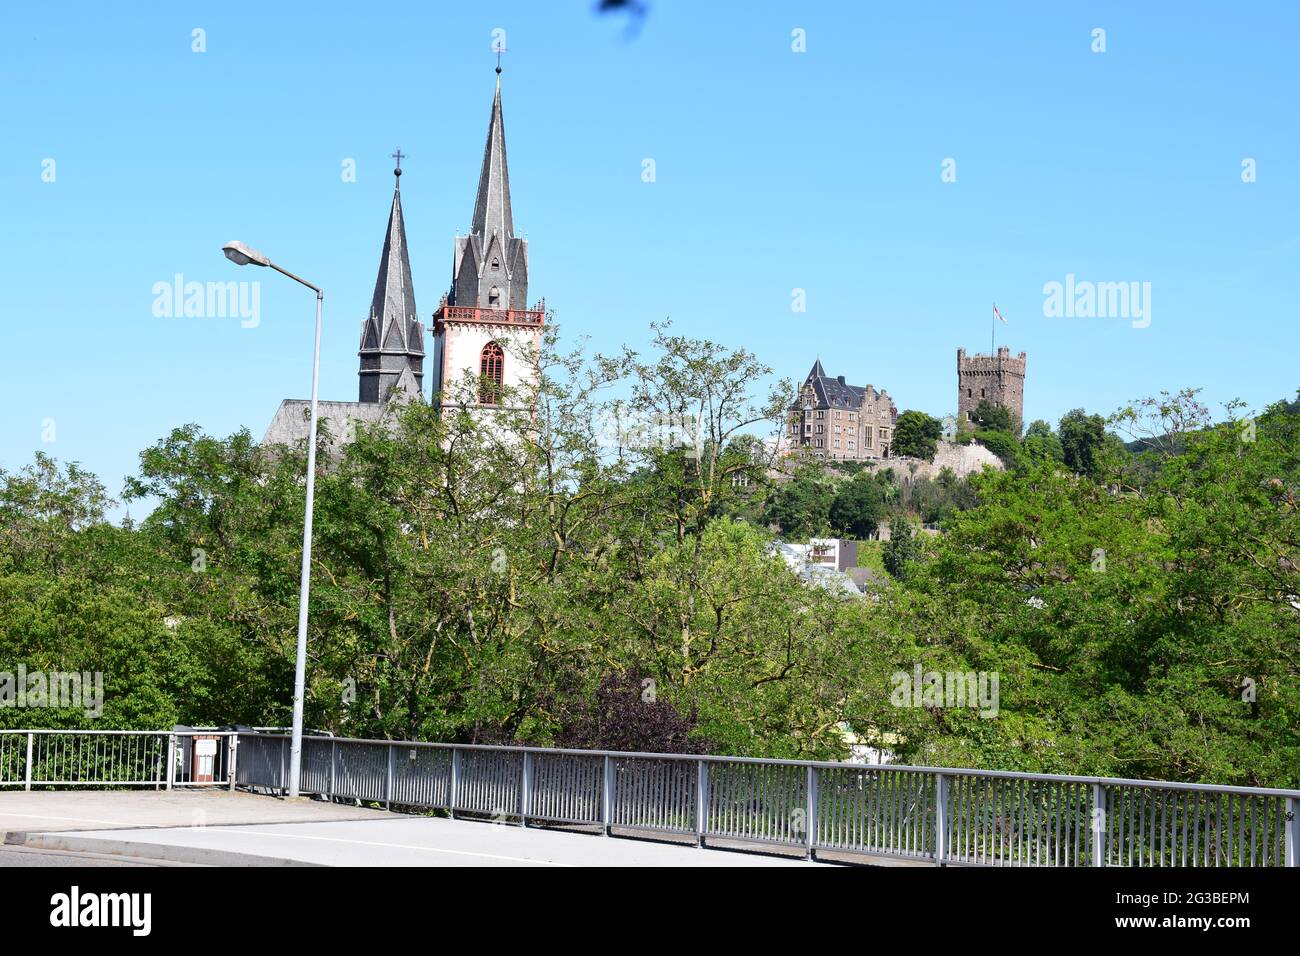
[0,810,136,828]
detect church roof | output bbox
[360,173,423,357]
[470,74,513,243]
[451,73,531,311]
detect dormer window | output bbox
[491,257,500,270]
[488,286,501,306]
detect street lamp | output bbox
[223,239,321,799]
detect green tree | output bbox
[1058,408,1108,479]
[973,429,1021,469]
[891,410,943,461]
[829,472,887,538]
[868,390,1300,787]
[1021,419,1064,464]
[971,399,1018,436]
[882,519,921,580]
[763,474,833,538]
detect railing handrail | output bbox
[234,731,1300,799]
[0,729,239,738]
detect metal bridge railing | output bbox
[3,729,1296,865]
[233,734,1300,867]
[0,730,239,790]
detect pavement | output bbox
[0,789,388,832]
[0,845,179,867]
[0,790,822,867]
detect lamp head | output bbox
[222,241,270,267]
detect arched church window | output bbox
[491,257,500,270]
[488,286,501,305]
[480,341,504,405]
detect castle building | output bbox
[264,69,542,449]
[429,69,544,411]
[956,346,1026,429]
[786,360,898,460]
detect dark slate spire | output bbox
[451,72,529,311]
[472,72,513,243]
[807,359,826,381]
[358,160,424,403]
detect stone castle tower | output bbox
[429,69,544,409]
[957,346,1026,428]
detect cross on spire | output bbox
[391,148,405,183]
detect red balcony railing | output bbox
[432,298,546,328]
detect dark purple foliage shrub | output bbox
[553,670,711,754]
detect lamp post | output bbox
[223,240,321,799]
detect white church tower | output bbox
[429,67,544,412]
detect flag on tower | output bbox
[993,304,1007,324]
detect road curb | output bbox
[6,831,322,867]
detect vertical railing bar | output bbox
[909,773,917,856]
[1057,784,1066,867]
[1286,796,1298,868]
[935,773,948,865]
[450,747,460,818]
[1214,792,1222,867]
[909,775,920,858]
[920,773,928,856]
[384,742,393,811]
[1249,796,1257,867]
[1225,793,1234,867]
[893,771,902,855]
[1137,787,1146,866]
[695,759,707,846]
[882,771,891,854]
[1003,780,1013,868]
[329,738,337,802]
[521,750,533,827]
[1123,788,1131,867]
[1235,794,1243,868]
[1182,792,1190,866]
[870,771,879,853]
[1091,783,1106,867]
[805,765,816,860]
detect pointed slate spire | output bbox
[451,71,530,311]
[471,71,514,243]
[358,159,424,403]
[807,359,826,381]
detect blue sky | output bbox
[2,1,1297,509]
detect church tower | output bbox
[430,69,544,409]
[358,159,424,404]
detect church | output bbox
[263,68,544,450]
